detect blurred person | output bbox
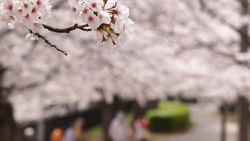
[133,115,150,141]
[24,127,36,141]
[108,111,130,141]
[63,122,75,141]
[74,117,85,141]
[50,124,64,141]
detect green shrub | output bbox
[179,97,198,104]
[146,101,190,132]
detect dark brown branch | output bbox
[31,24,91,56]
[32,31,68,56]
[42,24,92,33]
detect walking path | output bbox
[154,104,238,141]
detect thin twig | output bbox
[42,23,92,33]
[32,31,68,56]
[32,23,91,56]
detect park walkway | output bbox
[154,104,238,141]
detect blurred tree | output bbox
[238,0,250,141]
[220,102,227,141]
[198,0,250,140]
[2,1,250,141]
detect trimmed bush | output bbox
[146,101,190,132]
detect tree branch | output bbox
[199,0,250,51]
[42,23,92,33]
[199,0,240,32]
[30,24,91,56]
[32,31,68,56]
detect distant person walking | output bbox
[74,117,85,141]
[50,124,64,141]
[63,123,75,141]
[24,127,36,141]
[109,111,130,141]
[133,116,150,141]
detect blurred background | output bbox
[1,0,250,141]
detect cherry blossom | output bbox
[68,0,134,48]
[0,0,52,31]
[68,0,83,19]
[0,0,133,51]
[2,0,250,123]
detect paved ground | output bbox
[154,104,238,141]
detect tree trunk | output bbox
[101,96,122,141]
[221,102,227,141]
[0,64,19,141]
[238,0,249,140]
[239,96,249,141]
[0,100,20,141]
[37,93,45,141]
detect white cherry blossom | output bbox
[0,0,52,31]
[98,11,111,24]
[113,3,129,18]
[0,0,133,49]
[68,0,84,19]
[84,0,104,12]
[104,0,117,10]
[86,11,100,29]
[73,0,134,48]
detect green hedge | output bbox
[146,101,190,132]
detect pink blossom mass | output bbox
[0,0,250,126]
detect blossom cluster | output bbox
[69,0,134,48]
[0,0,133,49]
[0,0,51,32]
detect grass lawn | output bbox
[85,125,103,141]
